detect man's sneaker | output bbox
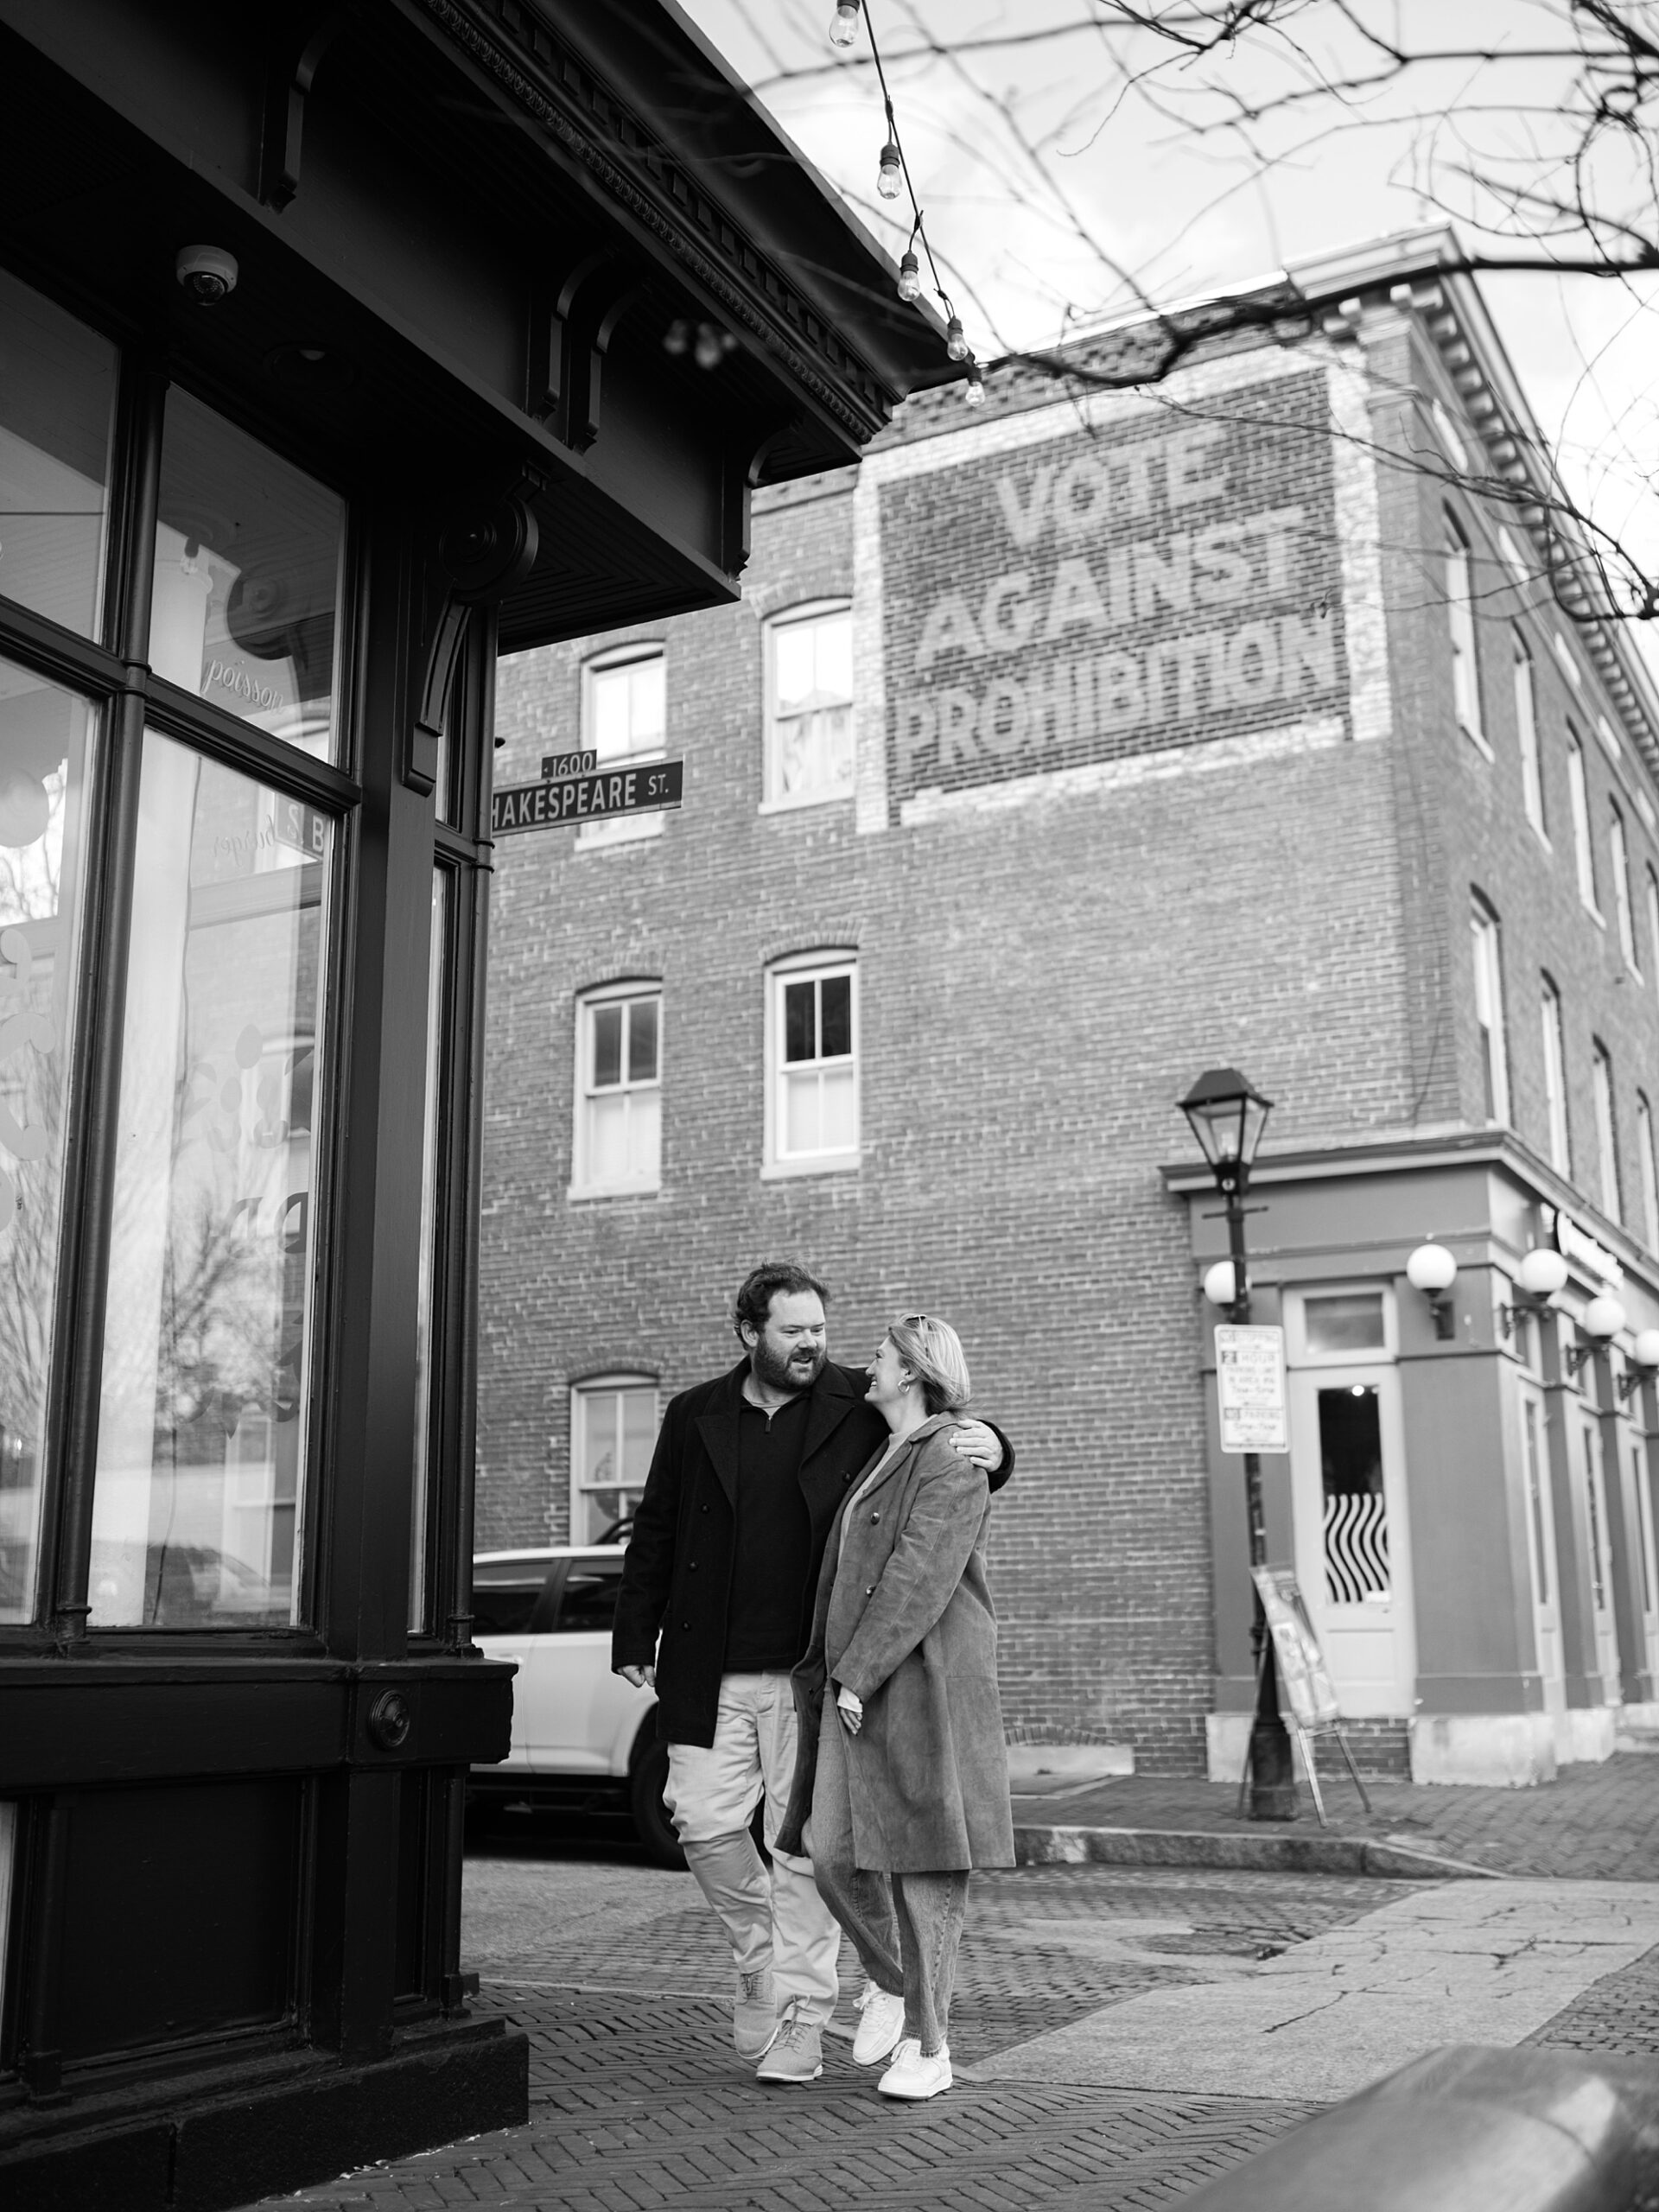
[733,1967,778,2060]
[851,1984,906,2067]
[754,1999,823,2084]
[878,2037,952,2101]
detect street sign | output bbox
[1216,1323,1287,1453]
[492,760,684,836]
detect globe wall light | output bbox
[1617,1326,1659,1401]
[1405,1243,1458,1340]
[1498,1246,1570,1337]
[1565,1293,1627,1376]
[1203,1260,1238,1309]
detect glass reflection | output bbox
[0,268,115,639]
[0,660,95,1623]
[151,390,343,760]
[410,868,448,1631]
[89,734,330,1627]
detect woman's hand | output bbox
[836,1684,863,1735]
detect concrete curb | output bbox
[1013,1822,1506,1881]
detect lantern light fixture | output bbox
[1406,1242,1458,1340]
[829,0,861,48]
[1178,1067,1274,1194]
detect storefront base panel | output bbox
[0,2016,528,2212]
[1555,1707,1618,1767]
[1614,1701,1659,1751]
[1409,1712,1558,1786]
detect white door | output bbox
[1580,1416,1622,1700]
[1630,1440,1659,1688]
[1287,1364,1414,1715]
[1519,1384,1565,1715]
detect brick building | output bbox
[480,232,1659,1783]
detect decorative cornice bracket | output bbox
[533,254,641,453]
[410,488,541,791]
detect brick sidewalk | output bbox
[1014,1751,1658,1880]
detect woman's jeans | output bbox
[806,1697,969,2056]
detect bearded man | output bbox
[613,1261,1010,2085]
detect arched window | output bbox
[571,981,662,1195]
[764,950,859,1174]
[570,1374,659,1543]
[1470,895,1509,1126]
[764,601,854,806]
[1444,513,1484,745]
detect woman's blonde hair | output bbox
[888,1313,971,1416]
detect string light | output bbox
[945,315,967,360]
[896,248,922,303]
[829,0,861,48]
[877,137,902,200]
[963,359,985,405]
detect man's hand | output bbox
[836,1684,863,1735]
[618,1663,657,1691]
[950,1419,1003,1473]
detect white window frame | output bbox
[762,600,855,811]
[1637,1093,1659,1253]
[762,950,860,1179]
[1610,802,1639,974]
[1512,630,1548,842]
[569,981,663,1198]
[569,1373,659,1544]
[1592,1040,1621,1224]
[1649,868,1659,981]
[1470,896,1510,1127]
[1541,976,1571,1178]
[1566,728,1601,919]
[577,644,667,850]
[1445,514,1485,750]
[1285,1283,1399,1365]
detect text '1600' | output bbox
[492,760,684,836]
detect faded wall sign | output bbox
[880,372,1344,813]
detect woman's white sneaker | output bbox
[851,1986,906,2066]
[877,2038,952,2101]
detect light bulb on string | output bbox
[945,315,967,361]
[877,138,902,200]
[829,0,861,48]
[896,249,922,303]
[963,359,985,406]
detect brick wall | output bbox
[477,315,1659,1772]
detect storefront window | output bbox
[88,734,331,1627]
[150,391,343,762]
[410,868,448,1630]
[1318,1382,1389,1603]
[1303,1293,1385,1356]
[0,661,96,1624]
[0,268,116,640]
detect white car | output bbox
[469,1544,681,1866]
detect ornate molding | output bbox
[415,0,893,447]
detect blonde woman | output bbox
[776,1313,1014,2101]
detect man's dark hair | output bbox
[732,1261,830,1342]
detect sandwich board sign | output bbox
[1250,1567,1340,1728]
[1215,1324,1287,1453]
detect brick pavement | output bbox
[1014,1751,1658,1881]
[241,1844,1659,2212]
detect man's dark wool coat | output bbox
[612,1356,1013,1748]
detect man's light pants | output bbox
[664,1670,840,2027]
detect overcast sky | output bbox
[685,0,1659,641]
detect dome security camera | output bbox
[175,245,238,304]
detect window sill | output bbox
[1460,725,1494,762]
[1528,822,1552,854]
[567,1180,662,1203]
[759,789,855,816]
[760,1151,861,1181]
[1581,900,1606,930]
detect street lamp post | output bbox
[1179,1067,1297,1821]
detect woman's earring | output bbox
[900,1378,911,1393]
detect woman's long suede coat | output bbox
[777,1414,1014,1873]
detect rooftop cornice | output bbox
[411,0,910,449]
